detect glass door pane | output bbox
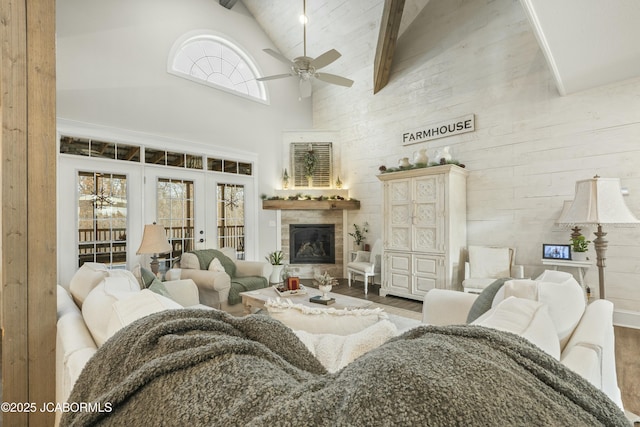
[77,171,128,268]
[217,183,245,259]
[156,178,195,266]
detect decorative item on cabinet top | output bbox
[380,152,465,174]
[377,163,468,181]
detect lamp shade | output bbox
[136,223,172,255]
[557,177,640,227]
[555,200,574,226]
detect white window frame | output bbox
[167,30,269,104]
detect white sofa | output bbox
[56,263,212,426]
[423,270,623,409]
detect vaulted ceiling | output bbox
[241,0,640,97]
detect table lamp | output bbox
[136,223,172,275]
[557,176,640,299]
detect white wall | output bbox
[56,0,313,261]
[312,0,640,316]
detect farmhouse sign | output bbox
[402,114,475,145]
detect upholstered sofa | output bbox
[55,262,212,426]
[166,247,272,313]
[57,264,626,425]
[422,269,624,409]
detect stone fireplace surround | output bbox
[263,189,358,279]
[280,209,346,279]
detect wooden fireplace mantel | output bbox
[262,199,360,210]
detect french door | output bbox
[217,182,246,259]
[145,168,208,271]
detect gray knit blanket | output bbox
[61,309,628,427]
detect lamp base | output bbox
[593,224,608,299]
[149,254,160,275]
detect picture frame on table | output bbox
[542,244,571,260]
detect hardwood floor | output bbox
[302,278,422,313]
[326,278,639,416]
[615,326,640,415]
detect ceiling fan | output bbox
[256,0,354,98]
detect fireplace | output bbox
[289,224,335,264]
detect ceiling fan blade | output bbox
[309,49,341,70]
[263,48,295,66]
[315,73,354,88]
[299,79,312,98]
[256,73,294,81]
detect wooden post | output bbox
[1,0,57,425]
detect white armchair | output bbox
[346,239,382,295]
[462,245,515,293]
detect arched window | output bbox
[168,32,267,103]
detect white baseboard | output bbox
[614,309,640,329]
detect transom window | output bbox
[168,32,267,102]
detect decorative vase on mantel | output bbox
[306,176,313,187]
[269,265,284,283]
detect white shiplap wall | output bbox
[312,0,640,316]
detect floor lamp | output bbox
[557,176,640,299]
[137,223,172,275]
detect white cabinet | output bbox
[377,165,467,300]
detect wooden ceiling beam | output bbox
[219,0,238,9]
[373,0,405,94]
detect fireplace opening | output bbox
[289,224,335,264]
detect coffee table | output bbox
[240,285,372,315]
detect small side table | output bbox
[541,259,591,288]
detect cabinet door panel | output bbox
[388,205,411,250]
[414,257,437,274]
[413,176,444,252]
[414,255,443,295]
[386,252,411,293]
[415,276,437,294]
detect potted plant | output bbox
[266,250,285,283]
[570,235,590,261]
[348,222,369,250]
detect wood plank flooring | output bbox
[301,278,422,313]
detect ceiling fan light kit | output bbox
[257,0,353,98]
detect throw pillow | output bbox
[136,266,158,289]
[148,279,171,299]
[466,277,509,323]
[108,269,142,290]
[468,246,511,278]
[82,276,140,347]
[294,320,398,373]
[504,279,538,300]
[534,279,585,349]
[68,262,109,307]
[472,296,561,360]
[106,289,182,341]
[265,299,388,336]
[208,258,226,273]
